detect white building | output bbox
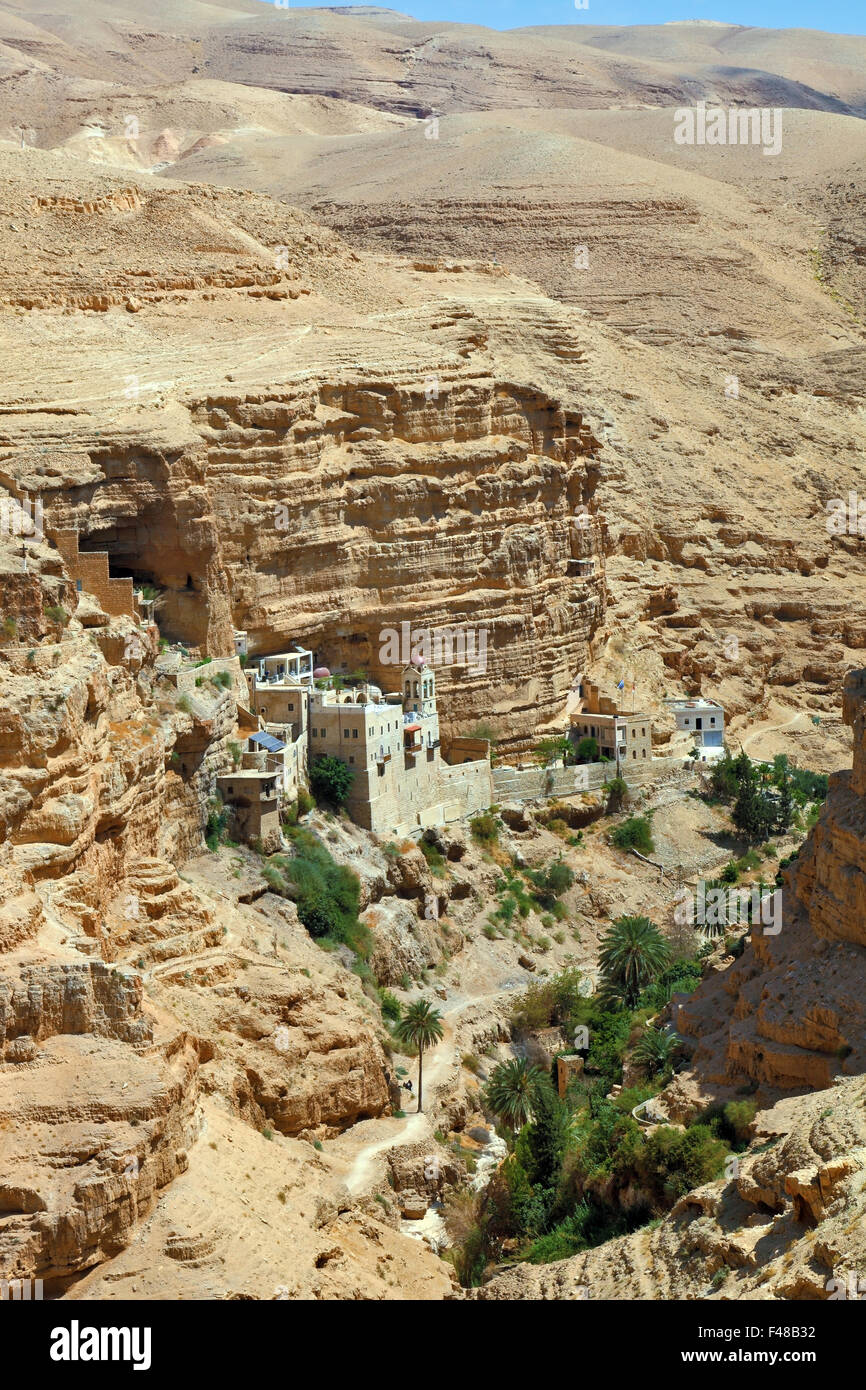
[666,697,725,762]
[248,647,314,686]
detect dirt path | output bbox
[741,709,812,760]
[337,984,518,1197]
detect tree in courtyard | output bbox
[576,736,598,763]
[534,736,572,768]
[393,998,444,1113]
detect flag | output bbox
[617,678,625,691]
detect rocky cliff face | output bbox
[27,372,602,746]
[0,154,606,751]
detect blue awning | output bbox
[249,731,285,752]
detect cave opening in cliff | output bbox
[75,528,210,648]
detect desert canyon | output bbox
[0,0,864,1317]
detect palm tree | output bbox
[393,999,444,1113]
[484,1057,547,1132]
[598,915,669,1009]
[634,1025,680,1078]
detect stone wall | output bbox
[492,755,685,802]
[50,529,136,621]
[439,757,495,823]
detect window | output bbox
[710,717,716,726]
[352,729,358,739]
[632,750,636,759]
[642,749,646,758]
[630,728,635,738]
[641,727,645,737]
[312,728,317,738]
[349,756,355,764]
[684,718,690,726]
[288,703,294,712]
[343,729,350,739]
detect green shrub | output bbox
[277,831,368,955]
[636,1123,728,1203]
[296,787,314,817]
[419,838,446,876]
[736,849,761,873]
[380,990,402,1022]
[697,1097,756,1149]
[610,816,654,856]
[526,859,574,911]
[708,751,740,802]
[205,795,230,851]
[310,755,354,807]
[470,812,499,844]
[261,863,285,893]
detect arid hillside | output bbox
[0,4,864,1312]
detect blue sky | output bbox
[265,1,864,35]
